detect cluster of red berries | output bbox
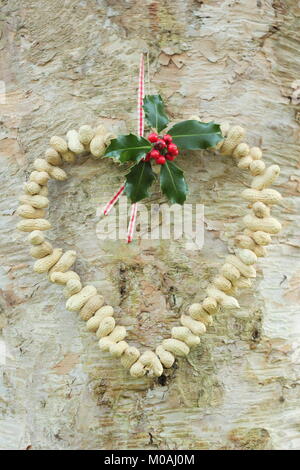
[144,133,179,165]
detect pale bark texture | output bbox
[0,0,300,450]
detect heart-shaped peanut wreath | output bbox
[16,121,282,378]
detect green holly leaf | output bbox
[160,161,188,205]
[104,134,152,163]
[168,120,223,150]
[124,160,156,203]
[143,95,169,133]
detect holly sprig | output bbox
[104,95,223,204]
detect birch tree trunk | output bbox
[0,0,299,450]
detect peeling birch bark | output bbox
[0,0,299,450]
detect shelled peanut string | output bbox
[16,116,282,377]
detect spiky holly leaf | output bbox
[124,160,156,203]
[168,120,223,150]
[159,161,188,205]
[143,95,169,133]
[104,134,152,163]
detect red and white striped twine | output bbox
[137,53,145,138]
[127,202,138,244]
[127,53,145,242]
[103,184,125,216]
[102,53,145,243]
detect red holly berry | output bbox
[148,132,159,143]
[144,152,151,161]
[149,149,160,159]
[165,153,175,161]
[163,134,173,144]
[168,143,178,155]
[155,139,167,150]
[156,155,166,165]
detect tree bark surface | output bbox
[0,0,299,450]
